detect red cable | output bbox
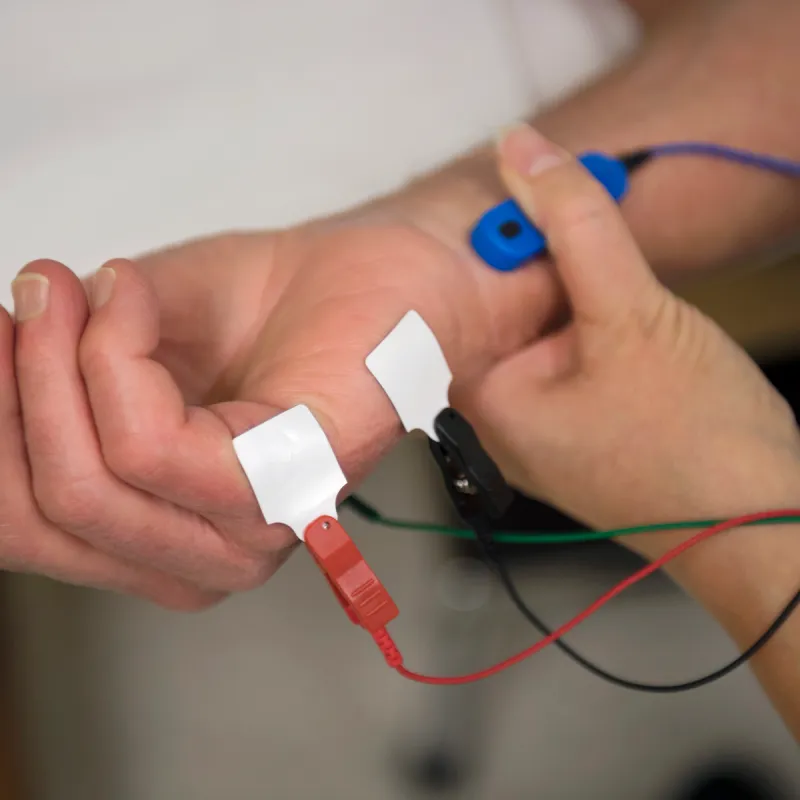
[375,509,800,686]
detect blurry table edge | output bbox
[0,576,25,800]
[677,258,800,362]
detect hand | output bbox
[461,125,800,560]
[1,209,558,608]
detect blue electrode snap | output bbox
[470,152,630,272]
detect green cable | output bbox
[341,495,800,545]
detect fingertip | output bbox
[82,258,160,360]
[97,258,140,286]
[497,124,571,180]
[17,258,68,279]
[87,258,147,314]
[15,259,82,301]
[102,257,136,270]
[12,259,89,326]
[101,257,149,287]
[89,266,117,312]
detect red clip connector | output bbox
[304,516,399,634]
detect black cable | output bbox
[489,551,800,694]
[618,148,655,173]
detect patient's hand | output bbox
[463,126,800,557]
[1,216,557,608]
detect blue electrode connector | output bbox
[470,152,631,272]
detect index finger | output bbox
[79,259,296,559]
[498,125,662,328]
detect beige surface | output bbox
[680,260,800,358]
[0,580,24,800]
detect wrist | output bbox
[329,147,563,381]
[387,145,504,258]
[621,451,800,592]
[619,457,800,664]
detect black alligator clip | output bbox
[429,408,514,552]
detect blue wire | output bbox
[649,142,800,178]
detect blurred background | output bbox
[1,1,799,798]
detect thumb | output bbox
[497,125,663,329]
[458,328,577,493]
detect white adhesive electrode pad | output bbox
[365,310,453,441]
[232,405,347,540]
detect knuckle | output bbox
[634,294,697,349]
[78,331,111,375]
[103,436,165,486]
[21,258,65,273]
[34,473,102,529]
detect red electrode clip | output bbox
[304,515,399,634]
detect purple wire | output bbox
[649,142,800,178]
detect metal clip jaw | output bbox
[429,408,513,532]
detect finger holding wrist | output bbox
[2,285,219,610]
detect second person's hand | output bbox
[461,125,800,560]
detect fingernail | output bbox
[498,124,568,176]
[91,267,116,311]
[11,273,50,321]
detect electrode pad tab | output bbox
[233,405,346,540]
[365,310,452,441]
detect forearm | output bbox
[618,454,800,739]
[675,523,800,740]
[395,0,800,278]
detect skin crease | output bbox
[3,0,800,611]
